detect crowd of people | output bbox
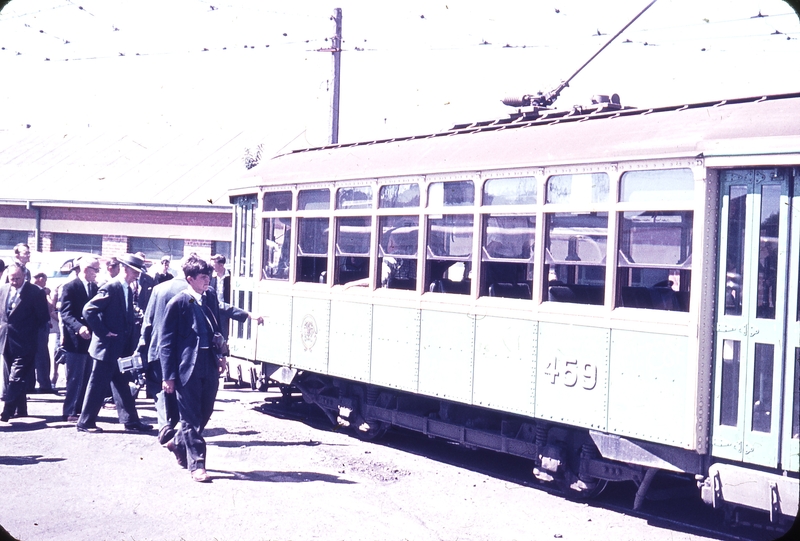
[0,244,262,483]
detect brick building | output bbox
[0,127,266,265]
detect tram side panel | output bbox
[328,300,372,382]
[607,330,696,449]
[418,309,475,403]
[472,316,537,417]
[370,304,421,393]
[535,323,610,432]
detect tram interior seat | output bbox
[488,282,531,299]
[387,276,416,290]
[548,283,604,305]
[619,286,687,311]
[429,279,471,295]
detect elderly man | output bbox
[60,256,101,422]
[76,254,153,433]
[0,263,49,421]
[29,272,55,394]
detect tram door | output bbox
[712,169,793,468]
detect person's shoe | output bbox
[157,425,176,445]
[124,421,154,432]
[0,413,10,423]
[165,439,188,469]
[66,415,79,423]
[191,468,210,482]
[76,424,103,433]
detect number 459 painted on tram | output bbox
[544,358,597,390]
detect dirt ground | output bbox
[0,383,724,541]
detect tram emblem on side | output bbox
[301,314,318,352]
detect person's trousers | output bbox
[27,326,52,392]
[2,353,33,418]
[145,358,179,431]
[62,351,92,418]
[78,357,141,427]
[174,350,219,472]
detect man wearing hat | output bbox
[76,253,153,433]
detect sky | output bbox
[0,0,798,156]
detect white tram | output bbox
[227,93,800,526]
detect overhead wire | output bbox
[0,4,797,61]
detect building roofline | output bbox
[0,199,231,213]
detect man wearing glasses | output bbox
[59,256,101,422]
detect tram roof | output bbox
[233,93,800,193]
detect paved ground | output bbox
[0,383,727,541]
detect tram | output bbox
[226,92,800,527]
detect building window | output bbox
[52,233,102,254]
[0,230,29,251]
[129,237,184,261]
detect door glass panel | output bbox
[724,185,748,316]
[793,348,800,440]
[720,339,741,426]
[751,343,774,433]
[756,185,781,319]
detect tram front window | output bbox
[263,217,291,280]
[379,216,418,291]
[544,212,607,305]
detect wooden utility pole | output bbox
[330,8,342,145]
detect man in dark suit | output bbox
[76,253,153,433]
[141,255,262,447]
[209,254,231,305]
[59,256,101,422]
[0,262,49,422]
[159,257,226,482]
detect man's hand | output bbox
[78,325,91,340]
[249,313,265,325]
[217,357,228,375]
[162,379,175,394]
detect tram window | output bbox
[379,183,420,208]
[720,339,741,427]
[335,216,371,285]
[751,343,774,433]
[263,191,292,212]
[297,217,329,283]
[756,185,780,320]
[481,215,535,299]
[298,189,330,210]
[233,195,257,278]
[426,214,473,295]
[547,173,609,204]
[337,186,373,210]
[428,181,474,207]
[379,216,418,291]
[543,212,607,305]
[483,177,537,206]
[616,211,692,311]
[724,185,748,316]
[620,169,694,203]
[262,217,291,280]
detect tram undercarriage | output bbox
[258,365,695,509]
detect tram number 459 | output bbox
[544,358,597,390]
